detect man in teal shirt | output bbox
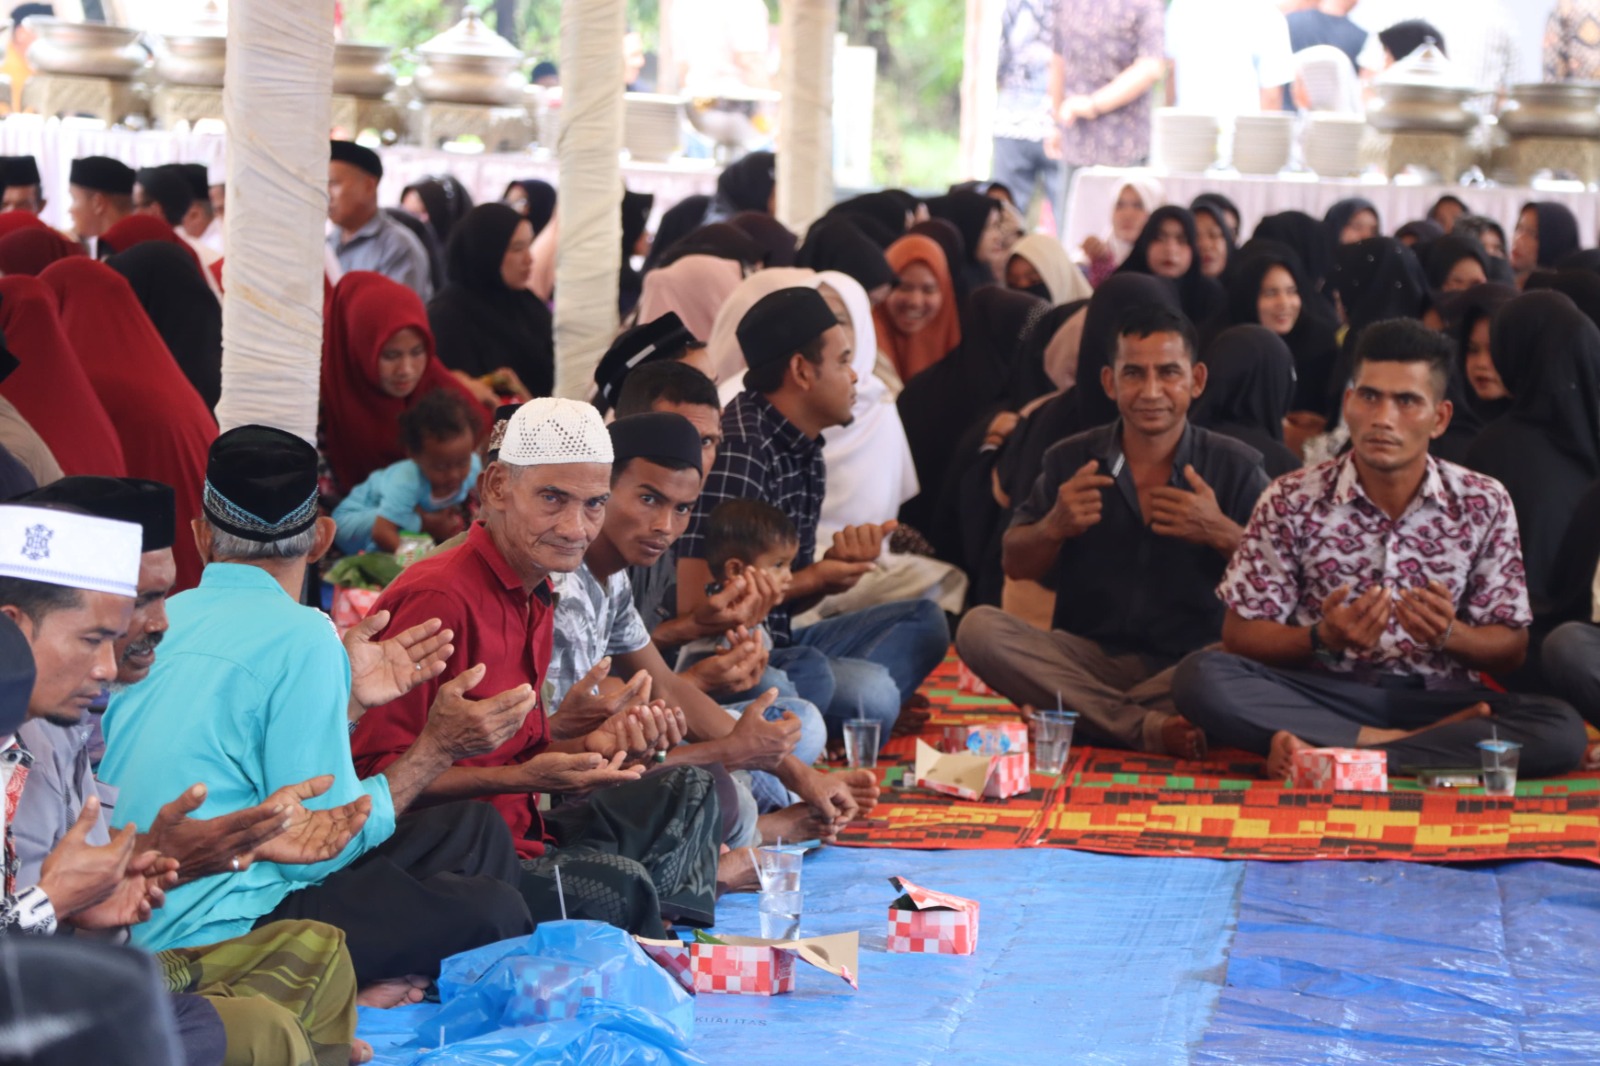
[101,426,541,988]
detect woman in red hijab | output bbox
[38,258,215,591]
[0,275,125,478]
[96,213,205,276]
[321,271,483,496]
[0,227,86,276]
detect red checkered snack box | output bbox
[691,942,795,996]
[939,721,1029,756]
[635,937,695,994]
[916,740,1031,800]
[886,877,979,955]
[687,932,859,996]
[1289,747,1387,791]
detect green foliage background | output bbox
[341,0,963,188]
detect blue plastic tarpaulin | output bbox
[1197,860,1600,1064]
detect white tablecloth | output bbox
[0,115,721,232]
[1064,166,1600,255]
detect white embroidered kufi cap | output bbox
[498,397,615,467]
[0,505,141,598]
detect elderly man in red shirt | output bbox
[353,398,730,934]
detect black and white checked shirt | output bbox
[679,390,824,645]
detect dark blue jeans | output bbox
[770,599,950,741]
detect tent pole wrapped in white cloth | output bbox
[214,0,334,441]
[553,0,625,398]
[776,0,836,233]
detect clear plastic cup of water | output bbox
[1478,739,1522,797]
[844,718,880,769]
[1033,709,1078,776]
[759,890,803,940]
[754,846,802,893]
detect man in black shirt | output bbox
[956,305,1270,755]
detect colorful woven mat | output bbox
[833,654,1600,863]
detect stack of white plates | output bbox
[623,92,683,162]
[1301,112,1366,177]
[1152,108,1220,173]
[1232,113,1294,174]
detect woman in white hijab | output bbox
[713,269,966,616]
[1006,233,1094,306]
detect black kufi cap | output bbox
[135,165,194,225]
[608,412,704,474]
[203,426,319,542]
[593,313,694,411]
[69,155,135,196]
[736,287,838,370]
[0,155,39,189]
[329,139,383,180]
[0,612,34,737]
[13,476,176,552]
[176,163,210,201]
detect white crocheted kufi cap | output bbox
[498,397,615,467]
[0,505,141,598]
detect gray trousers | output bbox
[955,605,1179,751]
[1172,650,1587,778]
[1543,621,1600,727]
[991,136,1069,228]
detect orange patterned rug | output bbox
[832,654,1600,863]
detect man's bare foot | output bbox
[350,1038,373,1064]
[838,768,881,815]
[758,802,830,844]
[355,974,429,1009]
[1157,716,1207,760]
[1586,741,1600,771]
[1356,702,1493,748]
[716,847,761,896]
[1267,731,1314,780]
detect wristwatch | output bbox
[1308,622,1342,668]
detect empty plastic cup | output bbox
[1034,709,1078,775]
[844,719,880,769]
[1478,739,1522,797]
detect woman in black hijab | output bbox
[898,286,1047,557]
[1252,211,1335,313]
[1116,206,1226,326]
[1222,246,1340,424]
[1525,268,1600,330]
[1395,219,1443,247]
[796,217,898,302]
[1464,290,1600,609]
[104,241,222,411]
[402,175,474,253]
[996,274,1183,506]
[925,190,1004,294]
[708,150,775,220]
[1424,236,1490,296]
[826,191,914,239]
[1323,197,1381,247]
[1193,325,1300,478]
[1190,197,1236,280]
[640,194,710,273]
[1512,202,1581,286]
[503,179,557,235]
[650,222,763,270]
[618,189,655,317]
[427,203,553,397]
[728,210,798,267]
[1191,192,1240,237]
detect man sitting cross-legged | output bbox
[352,399,732,935]
[958,304,1270,756]
[1173,319,1587,779]
[548,412,868,849]
[100,428,541,1004]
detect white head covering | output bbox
[498,397,614,467]
[1010,233,1094,305]
[705,267,816,385]
[1296,45,1364,115]
[0,505,141,599]
[1105,175,1165,266]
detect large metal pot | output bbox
[1369,42,1479,133]
[333,42,396,98]
[154,2,227,88]
[1499,81,1600,137]
[24,16,147,79]
[412,11,524,106]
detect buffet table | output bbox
[0,115,721,232]
[1064,166,1600,253]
